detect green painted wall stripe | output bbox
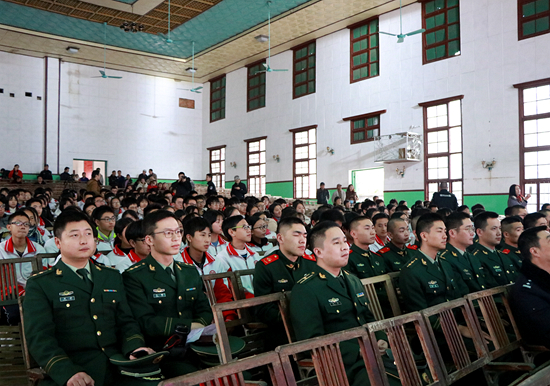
[384,191,424,204]
[266,181,293,198]
[463,195,508,215]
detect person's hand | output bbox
[525,194,532,200]
[129,347,155,360]
[191,322,205,330]
[458,325,492,344]
[67,372,94,386]
[235,187,240,190]
[377,339,388,354]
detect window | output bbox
[344,109,386,144]
[210,75,226,122]
[419,96,464,204]
[208,146,226,189]
[247,61,266,112]
[515,78,550,212]
[422,0,460,64]
[518,0,550,40]
[245,137,267,197]
[293,41,316,98]
[349,18,379,83]
[291,125,317,199]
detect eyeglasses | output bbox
[10,221,30,227]
[100,216,116,222]
[233,225,252,231]
[253,225,268,230]
[0,204,5,209]
[152,229,183,238]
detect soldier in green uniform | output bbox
[122,210,213,378]
[378,217,416,272]
[499,216,524,270]
[471,212,518,285]
[290,221,389,386]
[345,216,387,278]
[441,212,498,293]
[400,213,467,313]
[24,211,157,386]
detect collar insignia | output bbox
[452,251,457,257]
[319,273,326,279]
[421,259,427,266]
[375,261,380,265]
[59,290,73,296]
[286,264,294,269]
[278,279,288,284]
[149,264,156,271]
[398,251,404,255]
[362,253,369,257]
[153,288,165,293]
[56,269,62,275]
[483,250,488,254]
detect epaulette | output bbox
[125,261,147,272]
[473,250,479,255]
[175,260,194,268]
[379,247,390,254]
[261,255,279,265]
[407,245,418,250]
[440,250,448,258]
[296,272,316,284]
[501,249,510,254]
[406,258,418,268]
[303,253,316,261]
[30,267,53,278]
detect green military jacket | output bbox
[499,243,522,271]
[379,242,417,272]
[345,244,387,278]
[399,251,465,313]
[471,243,518,286]
[290,268,379,385]
[440,243,498,293]
[253,250,318,323]
[122,255,213,351]
[24,260,145,386]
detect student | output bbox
[195,195,206,215]
[203,210,227,257]
[206,196,221,212]
[205,173,217,197]
[6,192,19,215]
[216,215,261,297]
[499,215,524,270]
[0,198,8,228]
[378,216,415,272]
[268,203,283,222]
[369,213,390,253]
[246,214,273,254]
[122,210,212,378]
[172,196,184,211]
[92,206,117,252]
[24,210,156,386]
[105,218,136,272]
[125,220,150,264]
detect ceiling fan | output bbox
[178,41,203,93]
[92,23,123,79]
[255,1,288,74]
[158,0,180,43]
[379,0,425,43]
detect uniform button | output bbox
[191,297,194,300]
[91,298,95,303]
[357,317,360,321]
[178,296,182,300]
[506,270,510,274]
[482,286,485,289]
[159,300,162,304]
[476,274,479,278]
[112,300,116,303]
[179,312,182,316]
[336,310,340,313]
[354,303,357,306]
[66,304,70,308]
[101,348,105,351]
[97,331,101,336]
[93,315,98,320]
[447,287,450,290]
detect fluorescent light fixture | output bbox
[66,47,79,53]
[255,34,269,43]
[186,67,197,73]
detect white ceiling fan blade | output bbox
[107,76,123,79]
[262,63,268,68]
[91,76,104,78]
[379,31,398,36]
[255,70,267,75]
[193,86,203,90]
[272,69,288,72]
[397,36,405,43]
[405,28,426,37]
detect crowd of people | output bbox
[1,173,549,386]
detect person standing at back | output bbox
[430,182,458,211]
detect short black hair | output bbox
[319,209,345,224]
[25,198,43,208]
[203,210,224,226]
[121,209,139,221]
[308,221,341,253]
[91,205,115,221]
[125,220,145,242]
[292,200,305,209]
[523,212,546,230]
[206,196,219,207]
[518,225,548,261]
[53,210,94,239]
[223,206,241,218]
[144,203,163,218]
[436,208,452,218]
[445,212,471,235]
[184,217,211,238]
[172,195,184,204]
[387,217,408,234]
[348,216,371,232]
[471,203,485,211]
[276,216,305,234]
[114,217,135,246]
[473,211,499,231]
[222,215,246,241]
[280,207,300,220]
[372,213,389,226]
[143,210,177,236]
[501,216,523,234]
[416,213,445,246]
[8,210,30,224]
[509,205,527,217]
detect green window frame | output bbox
[422,0,461,64]
[293,41,316,99]
[518,0,550,40]
[247,61,266,112]
[210,75,226,122]
[349,18,379,83]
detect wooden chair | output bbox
[202,271,241,307]
[0,325,27,386]
[35,253,59,268]
[158,351,287,386]
[277,327,383,386]
[420,298,490,385]
[0,257,43,306]
[233,269,255,300]
[360,274,401,321]
[365,312,446,386]
[18,297,45,386]
[212,292,290,363]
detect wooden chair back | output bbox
[35,253,59,268]
[18,297,45,386]
[366,312,446,386]
[277,327,383,386]
[464,285,521,360]
[0,257,42,306]
[212,292,290,363]
[0,325,27,386]
[158,351,287,386]
[233,268,255,300]
[202,271,241,306]
[360,274,401,320]
[421,298,489,384]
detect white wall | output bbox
[202,0,550,195]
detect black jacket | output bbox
[509,258,550,349]
[231,182,247,199]
[316,189,329,205]
[430,189,458,210]
[39,170,53,180]
[171,179,192,197]
[59,172,72,181]
[206,181,217,197]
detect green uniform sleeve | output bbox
[253,261,281,324]
[23,278,85,386]
[290,284,325,341]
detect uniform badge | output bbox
[176,264,182,270]
[59,290,73,296]
[277,279,288,284]
[56,269,62,275]
[463,269,471,276]
[428,280,439,289]
[356,292,365,298]
[153,293,166,298]
[186,287,196,291]
[494,265,502,272]
[286,264,294,269]
[149,264,156,271]
[375,261,380,266]
[153,288,165,293]
[59,296,75,302]
[328,298,341,306]
[357,263,365,267]
[103,289,117,293]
